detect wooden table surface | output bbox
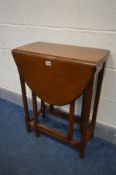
[13,42,109,66]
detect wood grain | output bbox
[13,42,109,66]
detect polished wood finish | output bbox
[41,100,46,118]
[46,106,81,125]
[14,42,109,65]
[12,51,96,105]
[12,42,109,158]
[80,79,94,158]
[19,74,31,132]
[32,92,39,136]
[90,63,106,137]
[67,101,75,141]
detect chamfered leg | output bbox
[80,80,94,158]
[49,104,54,112]
[67,101,75,141]
[19,74,31,132]
[41,100,46,118]
[32,92,39,137]
[91,63,105,137]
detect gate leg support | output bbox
[32,92,39,137]
[80,80,94,158]
[19,74,31,132]
[67,101,75,141]
[91,63,105,137]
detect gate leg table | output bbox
[12,42,109,158]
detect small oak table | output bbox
[12,42,109,158]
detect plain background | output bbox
[0,0,116,128]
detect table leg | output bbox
[32,92,39,137]
[41,100,46,118]
[80,80,94,158]
[19,74,31,132]
[49,104,54,112]
[91,63,105,137]
[67,101,75,141]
